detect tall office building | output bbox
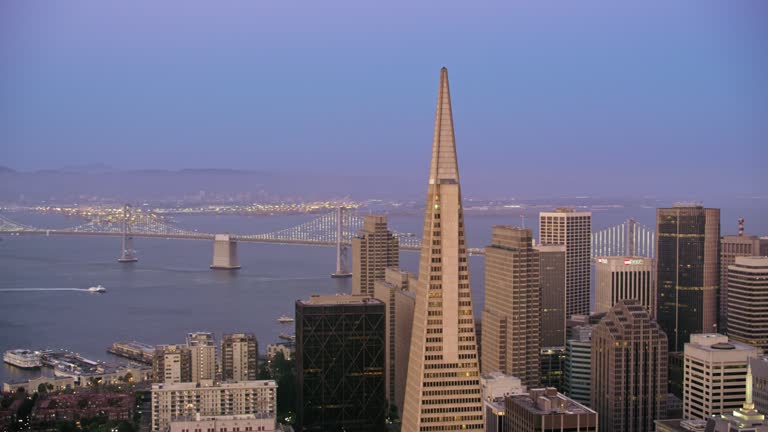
[151,380,277,432]
[564,326,593,406]
[504,388,598,432]
[353,215,400,296]
[481,227,541,386]
[656,204,720,352]
[683,333,760,420]
[728,256,768,351]
[595,256,656,318]
[539,209,592,317]
[540,347,566,391]
[372,268,415,415]
[536,244,566,347]
[221,333,258,382]
[401,67,484,431]
[153,344,192,384]
[719,220,768,332]
[186,332,216,383]
[591,300,668,432]
[750,357,768,415]
[295,294,386,431]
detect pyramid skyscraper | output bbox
[401,68,484,431]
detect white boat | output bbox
[277,315,294,324]
[3,349,42,368]
[88,285,106,293]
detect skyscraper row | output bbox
[149,332,272,432]
[151,331,258,385]
[291,68,768,432]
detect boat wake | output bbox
[0,288,92,292]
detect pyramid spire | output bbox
[429,67,459,184]
[401,67,483,431]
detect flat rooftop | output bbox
[508,388,596,416]
[654,419,708,432]
[687,333,759,352]
[298,294,384,306]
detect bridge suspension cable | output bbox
[591,218,655,258]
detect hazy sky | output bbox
[1,1,766,198]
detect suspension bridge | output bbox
[0,206,428,276]
[0,206,655,274]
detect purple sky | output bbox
[1,0,766,198]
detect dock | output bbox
[107,341,155,365]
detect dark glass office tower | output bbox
[656,204,720,353]
[296,295,387,432]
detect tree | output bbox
[37,383,48,393]
[272,352,296,424]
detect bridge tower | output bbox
[331,207,352,278]
[118,204,138,263]
[627,218,637,256]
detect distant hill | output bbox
[0,167,420,203]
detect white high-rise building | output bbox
[152,344,191,384]
[539,209,592,317]
[170,414,277,432]
[595,256,656,318]
[186,332,216,383]
[683,333,760,420]
[222,333,258,382]
[151,380,277,432]
[719,229,768,332]
[728,256,768,351]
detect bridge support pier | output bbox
[210,234,241,270]
[118,204,138,263]
[118,235,138,263]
